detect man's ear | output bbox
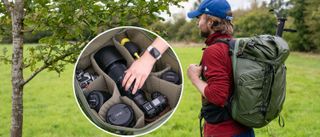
[212,21,220,27]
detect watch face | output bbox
[150,48,161,59]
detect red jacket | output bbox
[201,32,248,137]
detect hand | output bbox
[187,64,202,83]
[122,52,156,94]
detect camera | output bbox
[76,69,97,88]
[94,46,168,118]
[132,90,168,118]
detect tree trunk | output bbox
[10,0,25,137]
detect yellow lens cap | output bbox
[120,38,130,46]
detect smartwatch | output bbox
[147,46,161,60]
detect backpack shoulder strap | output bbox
[212,39,236,56]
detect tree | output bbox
[289,0,314,51]
[233,6,276,37]
[305,0,320,52]
[0,0,186,136]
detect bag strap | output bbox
[211,38,236,56]
[199,113,204,137]
[278,114,285,127]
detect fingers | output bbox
[132,75,142,94]
[138,75,147,89]
[125,74,136,91]
[188,64,202,70]
[122,70,131,87]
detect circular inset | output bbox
[73,26,183,136]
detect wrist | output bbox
[190,75,201,85]
[141,51,157,65]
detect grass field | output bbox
[0,44,320,137]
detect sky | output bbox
[161,0,263,21]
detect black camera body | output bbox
[94,46,168,118]
[133,90,168,118]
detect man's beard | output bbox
[200,30,210,38]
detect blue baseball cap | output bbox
[188,0,233,20]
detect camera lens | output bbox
[94,45,129,95]
[87,90,112,112]
[161,71,180,84]
[106,62,127,85]
[94,46,126,73]
[120,38,140,59]
[106,103,135,127]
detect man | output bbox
[187,0,255,137]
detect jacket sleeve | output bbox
[202,44,231,107]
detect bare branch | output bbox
[22,42,87,86]
[23,63,31,68]
[0,55,12,64]
[22,64,47,86]
[22,51,73,85]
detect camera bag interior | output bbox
[74,28,182,135]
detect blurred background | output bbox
[1,0,319,52]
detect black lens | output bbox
[106,62,127,85]
[86,90,112,112]
[106,103,135,127]
[94,46,126,73]
[94,45,129,95]
[124,41,140,58]
[161,71,180,84]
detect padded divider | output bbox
[113,29,151,67]
[151,63,182,85]
[77,39,115,71]
[76,57,91,71]
[98,95,145,128]
[143,75,182,108]
[112,39,135,66]
[90,48,109,76]
[83,75,118,97]
[88,42,145,128]
[114,29,153,51]
[151,64,171,77]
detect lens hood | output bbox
[94,46,126,72]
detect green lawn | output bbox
[0,45,320,137]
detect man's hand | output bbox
[187,64,202,82]
[122,51,156,94]
[187,64,207,97]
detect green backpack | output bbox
[222,35,290,128]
